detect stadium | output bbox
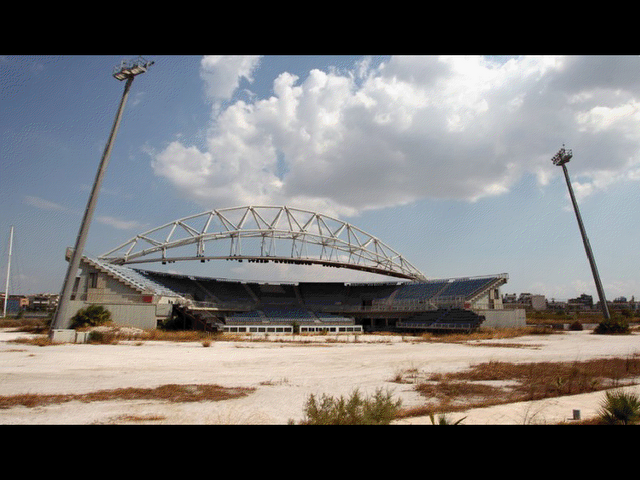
[62,205,525,334]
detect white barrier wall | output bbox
[477,309,526,328]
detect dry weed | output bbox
[0,384,255,410]
[397,355,640,419]
[9,336,54,347]
[110,413,166,423]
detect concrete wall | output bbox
[477,308,526,329]
[471,287,504,310]
[66,299,168,330]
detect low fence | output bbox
[222,324,363,334]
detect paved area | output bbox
[1,328,638,424]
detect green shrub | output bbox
[593,316,630,335]
[598,389,640,425]
[300,388,402,425]
[158,316,185,331]
[69,305,111,329]
[569,320,583,331]
[88,330,118,344]
[429,413,466,425]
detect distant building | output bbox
[568,294,593,310]
[546,299,567,310]
[27,294,59,311]
[503,293,517,304]
[502,292,546,311]
[0,294,28,315]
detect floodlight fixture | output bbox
[551,145,610,320]
[551,145,572,166]
[113,56,155,81]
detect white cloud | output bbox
[575,102,640,134]
[96,216,145,230]
[24,196,143,231]
[569,159,640,203]
[200,55,261,101]
[152,55,640,219]
[606,278,640,300]
[24,195,67,212]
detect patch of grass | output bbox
[417,326,558,344]
[0,384,255,410]
[0,317,49,333]
[9,335,54,347]
[416,379,506,403]
[138,330,217,343]
[88,330,119,344]
[397,355,640,420]
[111,413,166,423]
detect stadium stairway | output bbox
[170,304,223,332]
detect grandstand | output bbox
[57,205,522,333]
[64,255,512,333]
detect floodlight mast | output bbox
[50,57,153,331]
[552,146,610,320]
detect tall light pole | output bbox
[50,57,154,331]
[3,226,13,318]
[551,145,610,320]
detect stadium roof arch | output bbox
[99,205,427,281]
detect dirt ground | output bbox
[1,327,639,425]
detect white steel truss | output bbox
[99,205,426,281]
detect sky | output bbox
[1,54,640,302]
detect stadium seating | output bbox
[392,281,449,300]
[397,308,485,333]
[118,265,502,333]
[261,306,316,321]
[438,277,496,298]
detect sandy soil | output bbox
[1,327,639,425]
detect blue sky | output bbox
[2,55,640,302]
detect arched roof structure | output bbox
[99,205,426,281]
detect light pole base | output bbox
[49,329,90,344]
